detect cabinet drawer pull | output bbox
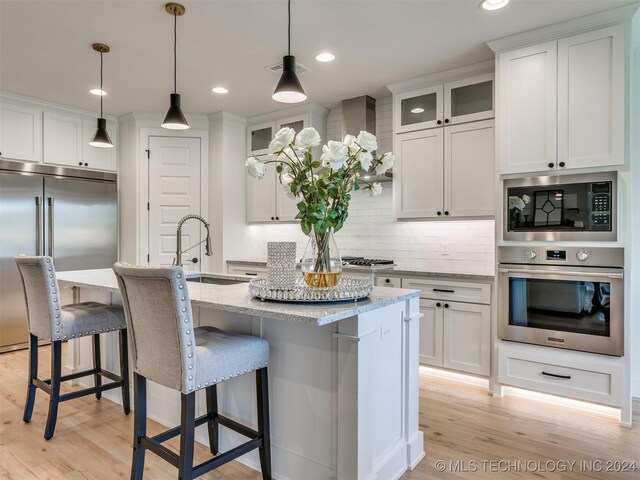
[433,288,455,293]
[245,272,259,276]
[541,371,571,380]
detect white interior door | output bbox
[148,136,201,270]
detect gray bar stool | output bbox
[113,262,271,480]
[15,255,130,440]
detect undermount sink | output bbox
[186,275,248,286]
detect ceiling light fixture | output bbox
[272,0,306,103]
[315,52,335,63]
[212,87,229,94]
[410,107,425,114]
[90,88,107,96]
[162,3,189,130]
[89,43,113,149]
[480,0,509,10]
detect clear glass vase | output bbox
[301,229,342,288]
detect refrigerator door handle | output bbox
[47,197,54,258]
[35,196,42,255]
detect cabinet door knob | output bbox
[191,257,198,264]
[270,217,275,220]
[444,118,450,124]
[437,211,442,216]
[548,162,555,168]
[444,211,449,216]
[275,217,280,220]
[436,302,441,308]
[436,120,442,125]
[444,303,449,308]
[78,162,83,166]
[385,278,390,284]
[84,163,88,167]
[559,162,566,167]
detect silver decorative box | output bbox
[267,241,297,290]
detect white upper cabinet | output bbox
[43,111,83,167]
[0,102,42,162]
[247,157,277,223]
[395,85,444,134]
[497,25,625,175]
[557,25,624,170]
[444,120,495,217]
[247,122,273,157]
[82,119,117,171]
[497,42,557,175]
[276,183,300,222]
[444,73,494,126]
[394,129,444,218]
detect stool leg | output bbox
[131,373,146,480]
[44,340,62,440]
[23,333,38,423]
[256,367,272,480]
[178,392,195,480]
[92,334,102,400]
[205,385,219,455]
[119,329,131,415]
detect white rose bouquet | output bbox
[246,127,394,286]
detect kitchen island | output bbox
[56,269,424,480]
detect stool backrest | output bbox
[112,262,195,392]
[14,255,60,341]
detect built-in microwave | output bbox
[504,172,616,242]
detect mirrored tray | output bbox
[249,275,372,303]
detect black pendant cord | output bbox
[173,9,177,94]
[99,51,104,117]
[287,0,291,55]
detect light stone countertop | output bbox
[227,259,494,282]
[56,268,421,327]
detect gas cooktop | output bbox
[342,257,395,267]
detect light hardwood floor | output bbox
[0,346,638,479]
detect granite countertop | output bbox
[227,260,494,282]
[56,269,420,327]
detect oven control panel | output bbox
[500,246,623,268]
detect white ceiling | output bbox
[0,0,630,118]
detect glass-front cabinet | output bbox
[394,73,494,134]
[248,122,273,156]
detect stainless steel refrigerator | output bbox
[0,160,117,352]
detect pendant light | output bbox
[272,0,306,103]
[162,3,189,130]
[89,43,114,148]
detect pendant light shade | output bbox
[89,43,113,148]
[273,0,306,104]
[273,55,306,103]
[89,117,113,148]
[163,3,189,130]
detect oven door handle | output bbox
[498,268,623,279]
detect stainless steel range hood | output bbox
[341,95,392,182]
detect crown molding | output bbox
[487,2,640,53]
[1,91,118,122]
[208,111,247,126]
[385,60,495,95]
[247,103,329,126]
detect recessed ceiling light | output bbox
[212,86,228,94]
[315,52,335,63]
[411,107,425,114]
[480,0,509,10]
[90,88,107,96]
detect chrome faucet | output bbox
[174,214,213,267]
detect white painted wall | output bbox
[235,96,496,276]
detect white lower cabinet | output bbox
[227,264,268,277]
[408,277,491,376]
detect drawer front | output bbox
[401,278,491,304]
[375,276,401,288]
[498,346,623,406]
[227,265,267,277]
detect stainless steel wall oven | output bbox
[504,172,616,242]
[498,246,624,356]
